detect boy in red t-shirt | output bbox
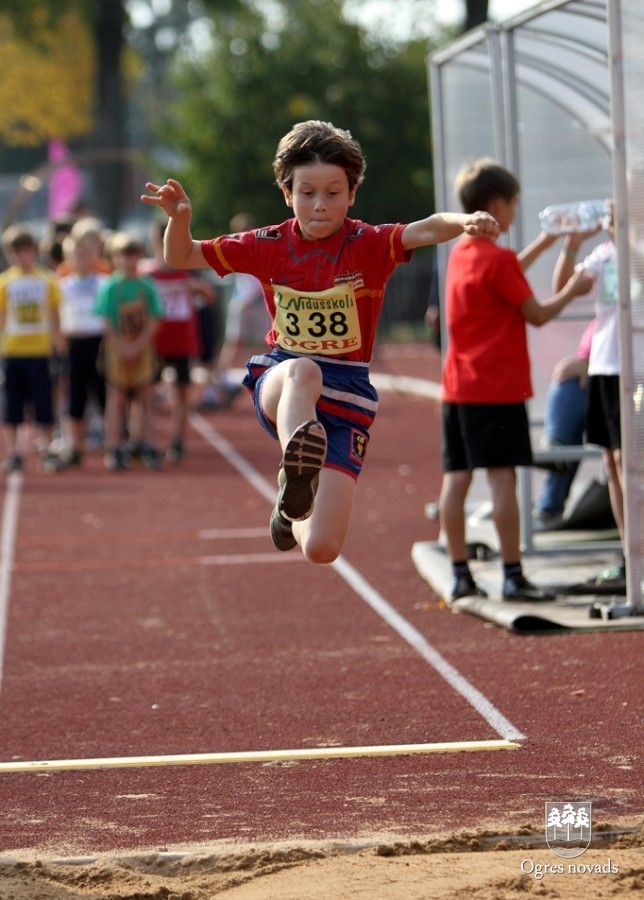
[440,158,593,602]
[141,222,214,462]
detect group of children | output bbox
[0,216,220,474]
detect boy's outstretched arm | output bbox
[141,179,207,269]
[517,231,559,272]
[401,211,499,250]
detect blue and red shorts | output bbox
[243,348,378,480]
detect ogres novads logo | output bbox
[545,801,592,858]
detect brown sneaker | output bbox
[277,420,327,522]
[270,507,297,552]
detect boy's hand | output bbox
[567,267,595,297]
[539,231,559,249]
[464,211,500,240]
[141,179,191,221]
[552,354,588,384]
[564,224,602,252]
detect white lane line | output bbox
[332,556,525,741]
[198,527,267,540]
[199,553,303,566]
[13,553,305,574]
[370,372,442,400]
[0,473,22,696]
[189,413,276,505]
[190,414,526,742]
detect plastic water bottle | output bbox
[538,200,612,234]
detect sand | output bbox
[1,824,642,899]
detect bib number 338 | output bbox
[272,283,362,355]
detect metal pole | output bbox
[606,0,643,615]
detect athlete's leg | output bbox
[293,467,356,564]
[486,466,521,563]
[259,356,323,449]
[261,357,328,548]
[439,469,473,561]
[603,447,624,540]
[104,383,127,450]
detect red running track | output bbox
[0,344,640,856]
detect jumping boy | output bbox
[142,120,499,563]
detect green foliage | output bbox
[159,0,438,236]
[0,5,94,145]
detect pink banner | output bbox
[48,139,83,219]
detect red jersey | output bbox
[140,261,200,358]
[442,237,534,404]
[200,217,411,363]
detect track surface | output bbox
[0,344,640,857]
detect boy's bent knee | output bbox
[300,533,342,565]
[283,357,323,391]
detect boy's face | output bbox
[11,244,38,272]
[73,241,96,273]
[281,162,357,241]
[489,194,519,233]
[115,249,141,276]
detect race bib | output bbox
[6,295,48,335]
[158,283,192,321]
[272,283,361,355]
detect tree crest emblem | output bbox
[545,801,592,858]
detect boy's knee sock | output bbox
[503,561,523,580]
[452,559,472,578]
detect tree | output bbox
[162,0,437,236]
[0,0,244,226]
[1,1,458,228]
[88,0,240,226]
[561,803,577,841]
[0,0,127,225]
[0,6,93,146]
[463,0,489,32]
[547,805,562,839]
[89,0,127,228]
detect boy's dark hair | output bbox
[109,231,143,256]
[2,225,37,253]
[273,120,366,192]
[455,158,520,213]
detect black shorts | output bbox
[3,356,54,426]
[196,305,224,364]
[586,374,621,450]
[157,355,192,385]
[442,401,533,472]
[68,336,106,419]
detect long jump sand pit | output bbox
[1,823,642,899]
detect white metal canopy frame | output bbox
[609,0,644,615]
[427,0,643,614]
